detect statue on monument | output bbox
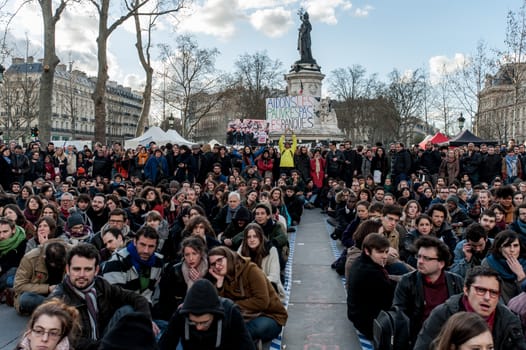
[297,9,316,64]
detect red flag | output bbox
[299,80,303,95]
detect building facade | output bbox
[477,63,526,143]
[1,57,142,145]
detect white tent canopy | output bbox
[125,126,194,148]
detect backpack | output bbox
[372,306,410,350]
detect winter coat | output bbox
[219,255,288,326]
[347,252,396,339]
[310,157,326,189]
[13,239,68,312]
[413,293,526,350]
[393,270,463,343]
[50,276,151,350]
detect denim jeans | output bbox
[18,292,46,314]
[0,267,17,291]
[246,316,282,342]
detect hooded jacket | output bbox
[159,279,255,350]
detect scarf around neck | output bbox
[181,258,208,290]
[0,226,25,256]
[126,242,156,273]
[462,294,496,331]
[65,276,98,340]
[486,253,526,280]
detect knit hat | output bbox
[179,279,224,316]
[233,206,251,222]
[67,213,84,228]
[99,312,158,350]
[446,195,459,206]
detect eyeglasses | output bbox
[31,328,62,339]
[108,219,124,224]
[209,256,225,268]
[471,285,499,299]
[188,318,213,327]
[416,254,439,262]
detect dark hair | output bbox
[464,266,501,291]
[208,246,238,276]
[240,223,269,267]
[368,202,384,214]
[480,209,496,219]
[515,203,526,219]
[465,223,488,242]
[108,208,127,221]
[189,205,206,217]
[36,216,57,238]
[67,243,100,267]
[4,204,28,226]
[431,312,491,350]
[490,230,526,260]
[102,227,124,240]
[44,241,67,266]
[427,203,448,218]
[414,235,451,265]
[362,232,390,253]
[135,225,160,242]
[255,203,272,216]
[180,236,207,261]
[382,204,403,217]
[355,200,370,210]
[496,185,514,199]
[415,214,432,226]
[185,215,216,238]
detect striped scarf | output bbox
[65,276,99,340]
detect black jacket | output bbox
[414,293,526,350]
[50,276,151,350]
[159,297,255,350]
[347,253,396,339]
[393,149,412,175]
[393,270,463,343]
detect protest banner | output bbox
[266,96,319,132]
[226,119,269,145]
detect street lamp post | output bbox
[457,113,466,132]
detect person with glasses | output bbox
[159,279,254,350]
[88,208,132,252]
[16,298,80,350]
[414,266,526,350]
[393,236,463,346]
[480,230,526,304]
[207,246,287,346]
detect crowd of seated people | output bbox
[4,136,526,349]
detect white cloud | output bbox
[177,0,244,39]
[239,0,298,10]
[429,53,468,84]
[250,7,293,37]
[354,5,373,17]
[304,0,352,25]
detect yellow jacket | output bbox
[279,134,297,168]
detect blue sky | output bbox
[7,0,522,90]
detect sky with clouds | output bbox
[4,0,522,94]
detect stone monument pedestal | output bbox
[271,63,344,143]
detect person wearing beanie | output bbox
[446,195,474,238]
[99,312,159,350]
[159,279,255,350]
[65,213,94,244]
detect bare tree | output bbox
[158,35,226,138]
[89,0,182,144]
[1,65,40,141]
[428,63,457,136]
[38,0,70,143]
[386,68,427,144]
[133,0,185,136]
[233,51,284,119]
[450,41,495,132]
[327,65,383,141]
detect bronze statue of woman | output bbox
[297,11,314,63]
